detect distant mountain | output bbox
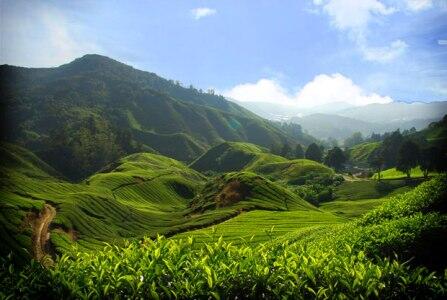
[230,100,354,121]
[0,54,303,180]
[338,101,447,124]
[290,114,379,140]
[290,113,440,140]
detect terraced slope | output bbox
[190,172,315,213]
[0,143,315,260]
[190,142,287,173]
[190,142,333,184]
[347,141,380,167]
[251,159,334,183]
[0,143,211,259]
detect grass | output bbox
[320,198,387,219]
[333,179,416,200]
[372,166,437,180]
[173,210,344,244]
[348,141,381,167]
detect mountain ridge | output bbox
[0,54,309,180]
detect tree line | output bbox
[271,142,347,172]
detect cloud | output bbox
[361,39,408,62]
[312,0,409,62]
[224,74,393,108]
[318,0,395,32]
[190,7,216,20]
[405,0,433,11]
[438,39,447,45]
[39,8,100,66]
[0,3,100,67]
[225,79,295,105]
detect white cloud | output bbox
[225,79,295,105]
[40,8,100,66]
[314,0,395,32]
[0,4,100,67]
[312,0,409,62]
[438,39,447,45]
[405,0,433,11]
[224,74,393,108]
[361,39,408,62]
[190,7,216,20]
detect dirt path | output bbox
[32,204,56,261]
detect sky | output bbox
[1,0,447,108]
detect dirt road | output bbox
[32,204,56,261]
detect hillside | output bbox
[4,175,446,298]
[0,55,302,180]
[190,141,333,184]
[190,141,287,173]
[0,143,315,260]
[347,141,381,167]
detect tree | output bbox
[420,147,446,178]
[324,147,346,171]
[344,132,363,148]
[294,144,304,159]
[280,141,292,158]
[305,143,323,162]
[381,130,404,168]
[270,143,281,156]
[368,148,384,181]
[396,141,420,179]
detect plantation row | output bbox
[2,176,446,299]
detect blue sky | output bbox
[1,0,446,107]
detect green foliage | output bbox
[324,146,346,171]
[344,132,364,148]
[396,140,420,178]
[294,144,304,159]
[305,143,323,162]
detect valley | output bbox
[1,55,447,299]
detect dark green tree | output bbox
[280,141,292,158]
[420,147,445,178]
[324,147,346,171]
[305,143,323,162]
[396,141,420,179]
[381,130,404,168]
[294,144,304,159]
[368,147,385,181]
[344,132,363,148]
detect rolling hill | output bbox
[0,142,316,261]
[0,54,304,180]
[190,141,333,183]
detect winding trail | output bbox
[32,204,56,261]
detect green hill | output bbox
[190,141,287,173]
[252,159,334,182]
[347,141,380,167]
[190,142,333,184]
[190,171,316,214]
[0,143,317,261]
[0,54,307,180]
